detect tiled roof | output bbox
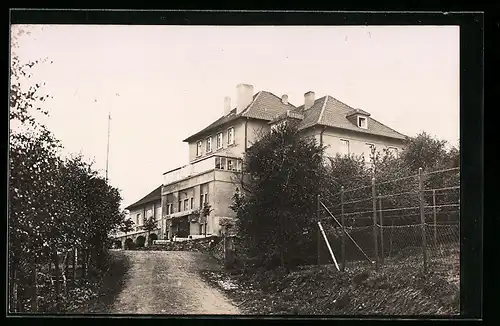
[125,185,162,211]
[346,108,371,117]
[183,91,295,142]
[270,110,305,124]
[183,89,406,142]
[296,96,407,140]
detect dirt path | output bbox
[109,250,241,315]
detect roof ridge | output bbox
[241,91,262,116]
[261,91,297,108]
[317,96,329,124]
[329,96,355,111]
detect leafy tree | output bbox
[119,219,135,236]
[143,216,158,245]
[9,26,126,312]
[400,131,449,172]
[232,122,329,269]
[200,202,214,236]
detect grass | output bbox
[64,251,131,314]
[199,244,460,316]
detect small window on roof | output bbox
[357,116,368,129]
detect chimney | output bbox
[224,96,231,116]
[236,83,254,113]
[304,91,315,110]
[281,94,288,105]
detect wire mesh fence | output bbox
[317,166,460,274]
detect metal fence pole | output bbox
[340,186,346,272]
[317,194,321,266]
[372,177,379,271]
[433,189,437,246]
[419,167,428,274]
[379,194,384,265]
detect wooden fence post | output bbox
[317,194,321,266]
[52,250,61,310]
[12,267,18,313]
[433,189,437,246]
[372,177,379,271]
[72,248,77,280]
[379,194,384,265]
[31,257,38,312]
[389,218,394,257]
[340,186,346,272]
[224,235,235,269]
[419,167,428,274]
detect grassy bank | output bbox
[65,250,131,314]
[200,246,459,316]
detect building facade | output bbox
[113,186,163,248]
[118,84,407,242]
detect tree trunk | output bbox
[62,252,68,294]
[10,259,18,313]
[64,251,69,277]
[30,256,38,312]
[51,250,61,311]
[279,213,286,269]
[72,248,77,280]
[81,249,87,279]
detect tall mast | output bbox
[105,111,111,182]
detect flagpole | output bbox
[105,93,118,183]
[105,111,111,182]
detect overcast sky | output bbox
[11,25,459,210]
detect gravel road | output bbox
[110,250,241,315]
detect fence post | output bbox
[372,177,379,271]
[433,189,437,247]
[73,248,77,279]
[340,186,346,272]
[317,194,321,266]
[379,194,384,265]
[419,167,428,274]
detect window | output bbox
[227,159,234,171]
[366,143,375,160]
[190,198,194,209]
[196,141,202,157]
[340,139,350,155]
[216,132,223,149]
[215,157,221,169]
[388,147,399,157]
[184,199,189,211]
[178,200,182,212]
[220,157,227,170]
[166,203,173,215]
[227,127,234,145]
[200,193,208,207]
[237,159,243,172]
[136,214,140,225]
[206,137,212,153]
[357,116,368,129]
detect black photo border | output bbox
[6,9,484,323]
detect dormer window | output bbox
[357,116,368,129]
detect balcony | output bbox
[163,155,243,186]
